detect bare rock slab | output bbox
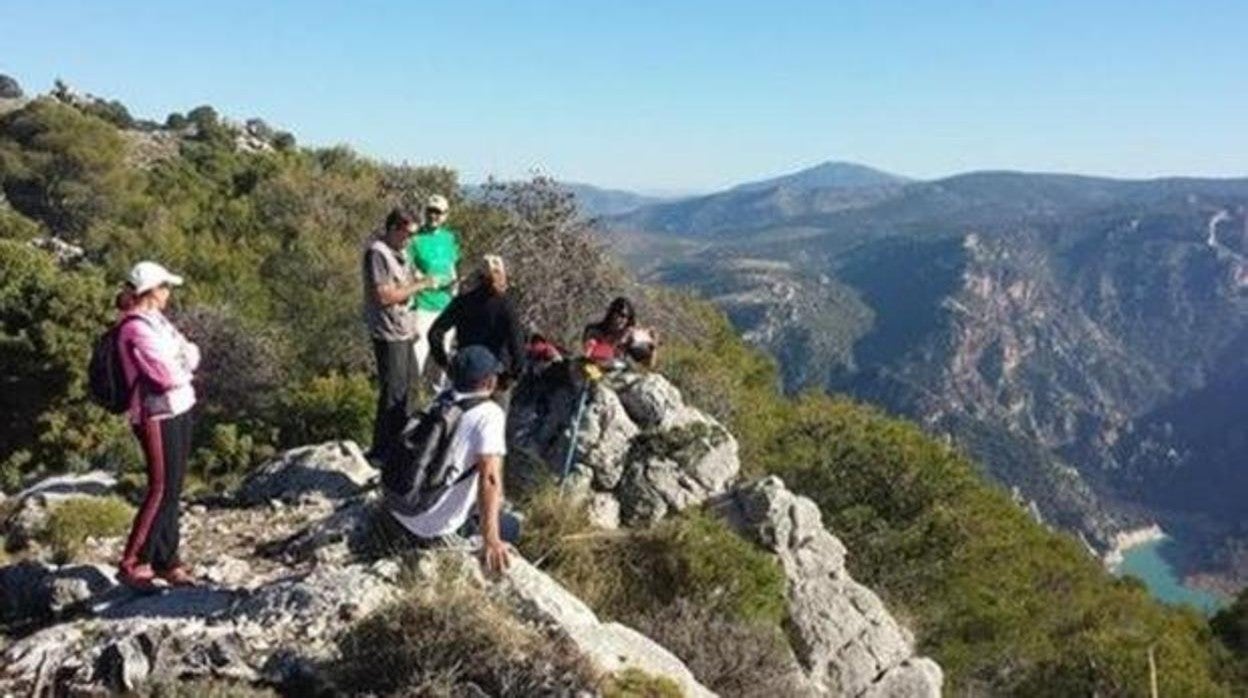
[236,441,375,505]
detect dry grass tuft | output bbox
[38,495,134,562]
[330,580,601,696]
[626,600,803,698]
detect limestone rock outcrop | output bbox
[717,477,942,697]
[511,370,740,526]
[235,440,375,505]
[2,559,403,692]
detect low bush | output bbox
[189,422,275,494]
[277,372,374,448]
[518,487,785,625]
[39,496,134,562]
[330,583,600,696]
[518,486,792,696]
[627,600,801,698]
[173,305,286,422]
[602,668,684,698]
[639,510,786,625]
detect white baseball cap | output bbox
[128,261,185,295]
[426,194,449,212]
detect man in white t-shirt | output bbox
[387,345,513,572]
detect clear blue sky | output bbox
[3,0,1246,192]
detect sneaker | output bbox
[118,563,158,591]
[158,565,197,587]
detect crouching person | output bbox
[380,345,515,572]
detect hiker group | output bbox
[93,194,658,590]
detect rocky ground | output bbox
[1,371,942,697]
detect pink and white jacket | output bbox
[117,310,200,424]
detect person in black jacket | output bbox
[428,255,525,393]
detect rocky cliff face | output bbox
[1,374,941,697]
[639,174,1248,582]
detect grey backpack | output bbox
[382,395,488,517]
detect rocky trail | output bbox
[1,371,941,697]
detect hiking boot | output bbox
[158,565,197,587]
[118,563,158,591]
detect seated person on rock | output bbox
[382,345,516,572]
[583,296,658,369]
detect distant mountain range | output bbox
[590,161,1248,590]
[727,160,911,193]
[601,161,910,237]
[465,181,666,219]
[555,182,667,217]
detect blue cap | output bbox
[451,345,502,391]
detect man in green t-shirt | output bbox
[407,193,460,386]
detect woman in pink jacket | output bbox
[115,261,201,589]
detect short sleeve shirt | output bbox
[362,237,419,341]
[407,225,460,312]
[389,395,508,538]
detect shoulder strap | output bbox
[447,396,495,485]
[455,395,490,411]
[116,313,158,396]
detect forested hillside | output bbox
[1,79,1245,694]
[625,166,1248,592]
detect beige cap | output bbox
[426,194,449,212]
[480,254,506,276]
[128,261,184,295]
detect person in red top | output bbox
[582,296,658,368]
[114,261,201,590]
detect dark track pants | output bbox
[122,410,193,571]
[372,338,415,462]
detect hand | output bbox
[482,538,510,573]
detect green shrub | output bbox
[660,306,786,473]
[641,511,786,625]
[189,422,275,493]
[278,372,374,448]
[1211,588,1248,685]
[0,240,132,484]
[603,668,684,698]
[39,496,134,562]
[0,99,148,236]
[330,583,600,696]
[0,207,42,240]
[519,488,785,626]
[1213,587,1248,657]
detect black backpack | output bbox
[87,315,149,414]
[382,395,489,517]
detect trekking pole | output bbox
[560,361,604,495]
